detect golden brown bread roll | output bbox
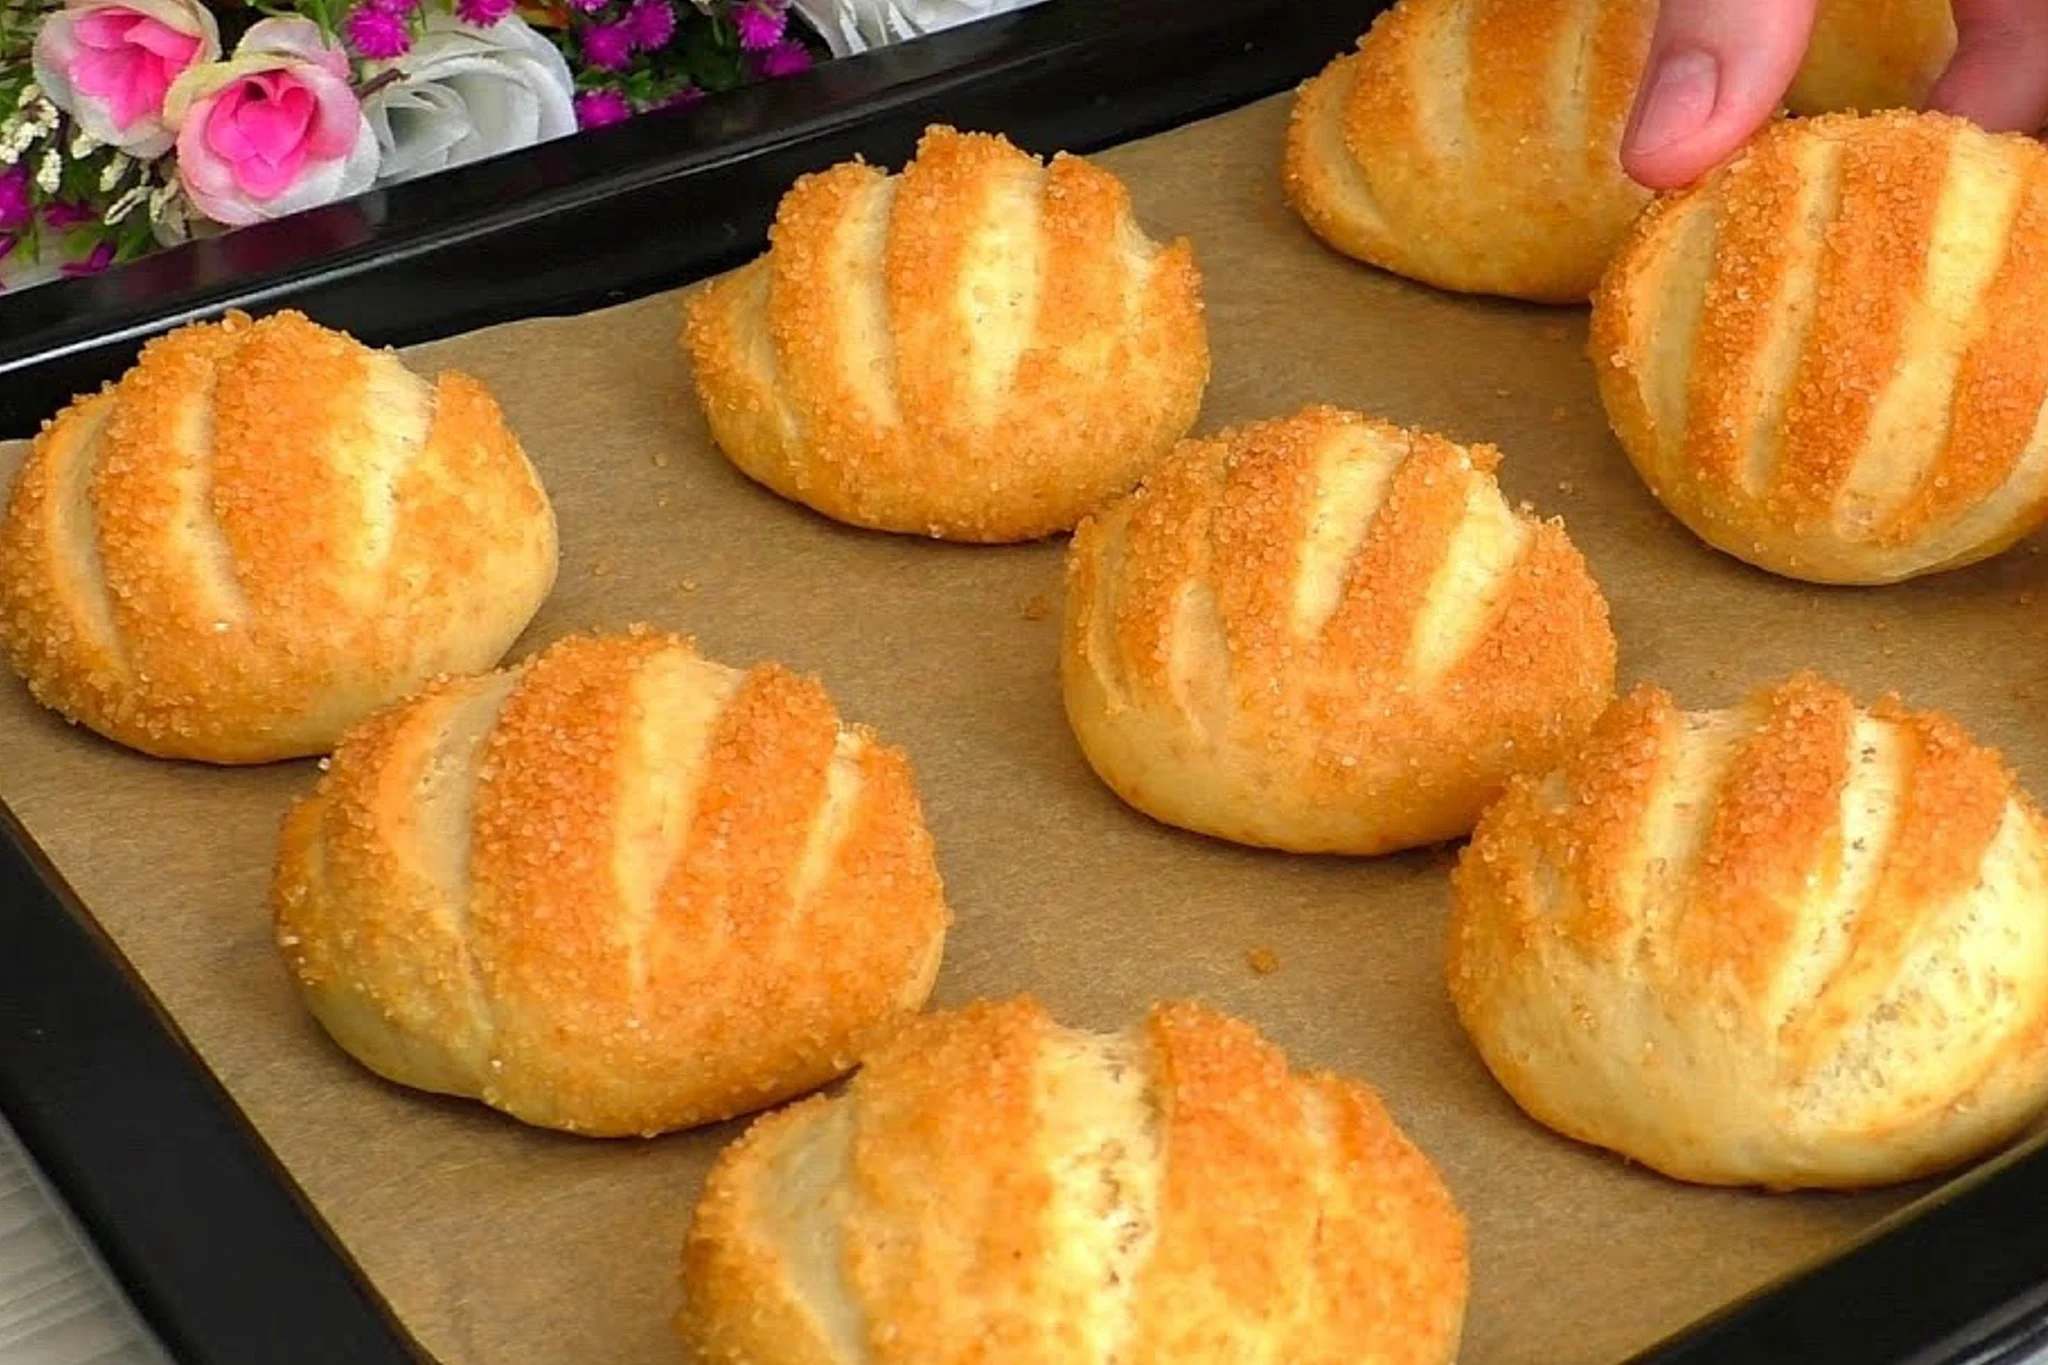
[1062,405,1616,856]
[1591,111,2048,584]
[1282,0,1656,303]
[683,124,1209,544]
[1786,0,1957,116]
[678,996,1468,1364]
[271,628,950,1138]
[1448,672,2048,1191]
[0,310,557,764]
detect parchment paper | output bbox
[6,92,2046,1365]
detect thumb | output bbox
[1621,0,1818,190]
[1929,0,2048,134]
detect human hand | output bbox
[1621,0,2048,189]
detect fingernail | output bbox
[1627,48,1721,158]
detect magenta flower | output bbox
[580,20,632,70]
[0,167,31,233]
[43,200,98,228]
[732,2,785,51]
[757,37,810,77]
[574,89,631,128]
[624,0,674,49]
[455,0,515,23]
[367,0,418,14]
[567,0,607,12]
[344,3,411,59]
[63,241,117,276]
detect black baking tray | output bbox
[1,2,2046,1361]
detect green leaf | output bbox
[683,14,743,92]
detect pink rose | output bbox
[164,19,380,228]
[33,0,221,158]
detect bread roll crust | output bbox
[683,125,1209,544]
[0,310,558,763]
[1062,405,1616,855]
[1592,111,2048,584]
[679,997,1467,1364]
[1449,673,2048,1190]
[1786,0,1957,117]
[272,629,950,1138]
[1283,0,1655,303]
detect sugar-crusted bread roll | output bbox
[683,124,1209,544]
[1592,111,2048,585]
[1062,406,1616,856]
[0,310,557,764]
[1282,0,1656,304]
[272,629,949,1138]
[1449,673,2048,1191]
[1786,0,1957,117]
[678,996,1468,1364]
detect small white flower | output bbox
[105,181,150,224]
[362,14,575,188]
[151,184,191,245]
[787,0,1045,58]
[99,151,130,191]
[35,145,60,193]
[17,82,41,108]
[69,126,97,157]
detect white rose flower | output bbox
[787,0,1047,59]
[363,14,576,187]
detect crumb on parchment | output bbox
[1022,594,1051,622]
[1247,946,1281,976]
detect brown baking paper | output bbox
[5,92,2046,1365]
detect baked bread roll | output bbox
[0,310,557,764]
[271,629,949,1138]
[683,124,1209,544]
[1592,111,2048,584]
[679,996,1468,1363]
[1787,0,1957,117]
[1062,405,1616,856]
[1449,672,2048,1190]
[1282,0,1656,303]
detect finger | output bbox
[1621,0,1819,190]
[1930,0,2048,134]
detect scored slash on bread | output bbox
[682,124,1210,544]
[678,996,1469,1365]
[271,628,950,1139]
[1449,672,2048,1190]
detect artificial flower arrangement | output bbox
[0,0,834,289]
